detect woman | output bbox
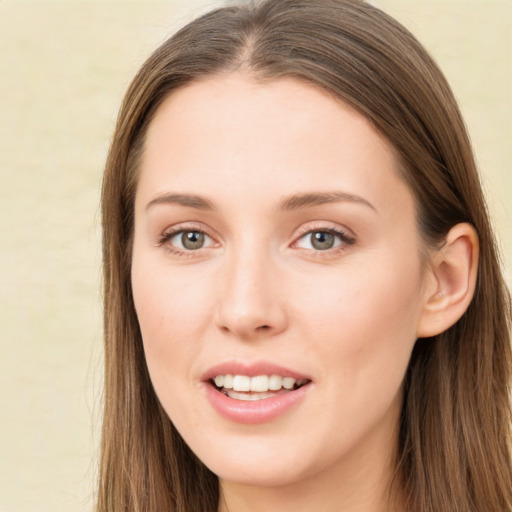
[97,1,512,510]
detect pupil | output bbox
[311,231,334,250]
[182,231,205,250]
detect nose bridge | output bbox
[215,236,287,338]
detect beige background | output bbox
[0,1,510,511]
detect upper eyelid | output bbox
[293,221,355,239]
[293,229,354,247]
[161,222,216,238]
[157,224,219,250]
[158,227,218,255]
[291,221,357,252]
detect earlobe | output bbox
[416,223,479,338]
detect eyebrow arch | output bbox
[145,193,215,212]
[279,191,377,212]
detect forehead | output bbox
[137,73,412,217]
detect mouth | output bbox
[210,374,311,401]
[201,361,312,422]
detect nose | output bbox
[214,247,288,340]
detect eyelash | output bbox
[157,224,356,257]
[293,226,356,255]
[157,225,216,257]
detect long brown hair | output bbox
[98,1,512,510]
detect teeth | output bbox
[213,374,307,392]
[250,375,269,392]
[223,374,234,389]
[269,375,283,390]
[227,390,276,401]
[283,377,296,390]
[232,375,251,391]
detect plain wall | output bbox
[0,1,510,511]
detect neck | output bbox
[218,436,404,512]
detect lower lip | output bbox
[203,383,311,424]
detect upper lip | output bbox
[201,360,312,382]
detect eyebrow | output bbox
[279,191,376,212]
[145,193,215,212]
[144,190,376,213]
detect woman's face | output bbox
[131,74,432,489]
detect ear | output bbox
[416,223,479,338]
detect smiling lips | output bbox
[212,374,310,401]
[203,363,312,423]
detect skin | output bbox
[131,73,446,512]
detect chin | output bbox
[210,458,307,488]
[182,428,320,488]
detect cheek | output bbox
[132,253,213,339]
[131,254,216,397]
[131,261,217,430]
[297,255,423,398]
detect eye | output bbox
[163,229,216,252]
[294,229,354,251]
